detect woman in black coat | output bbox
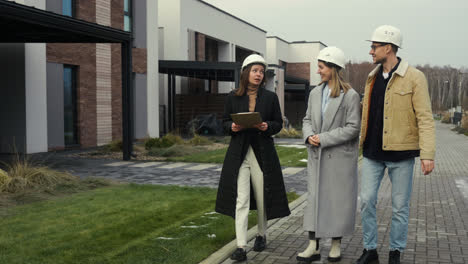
[215,54,291,262]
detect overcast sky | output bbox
[203,0,468,68]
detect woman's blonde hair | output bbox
[319,61,351,97]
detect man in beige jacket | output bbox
[355,25,435,264]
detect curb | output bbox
[199,193,307,264]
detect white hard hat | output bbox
[367,25,402,48]
[317,46,346,69]
[241,54,267,71]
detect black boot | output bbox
[355,249,379,264]
[253,235,266,252]
[230,248,247,262]
[388,250,400,264]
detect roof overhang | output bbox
[285,75,309,85]
[0,0,131,43]
[159,60,241,82]
[285,75,310,92]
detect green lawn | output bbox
[170,146,308,167]
[0,184,298,264]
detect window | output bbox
[62,0,74,17]
[63,66,78,146]
[124,0,132,32]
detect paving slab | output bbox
[204,122,468,263]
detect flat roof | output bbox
[198,0,267,33]
[291,40,327,47]
[267,36,327,47]
[267,36,290,44]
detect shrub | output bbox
[461,114,468,130]
[0,169,10,186]
[106,139,123,152]
[144,133,184,150]
[188,134,213,146]
[441,112,451,124]
[144,138,164,149]
[452,126,468,136]
[164,133,184,145]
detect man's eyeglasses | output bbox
[370,44,386,51]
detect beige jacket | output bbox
[359,60,435,160]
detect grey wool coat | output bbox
[302,83,361,238]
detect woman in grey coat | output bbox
[297,47,361,263]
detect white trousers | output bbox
[235,146,267,247]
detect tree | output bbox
[343,61,468,112]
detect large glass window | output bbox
[62,0,74,17]
[63,66,78,146]
[124,0,132,31]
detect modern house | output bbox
[266,36,327,126]
[158,0,267,132]
[0,0,158,156]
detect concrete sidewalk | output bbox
[212,122,468,264]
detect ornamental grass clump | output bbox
[0,169,9,187]
[0,157,77,193]
[188,134,213,146]
[277,127,302,138]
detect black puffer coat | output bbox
[215,88,291,220]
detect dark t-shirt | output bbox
[363,59,420,161]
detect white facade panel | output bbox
[159,0,266,60]
[266,38,277,64]
[158,0,182,59]
[179,0,266,58]
[266,37,290,65]
[21,0,48,153]
[96,43,112,146]
[147,0,160,137]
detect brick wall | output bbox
[96,43,113,146]
[205,37,218,93]
[47,0,149,147]
[111,0,124,141]
[96,0,111,26]
[133,48,147,74]
[196,33,205,61]
[47,43,98,147]
[76,0,96,23]
[286,63,310,81]
[46,0,100,147]
[188,33,206,94]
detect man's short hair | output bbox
[390,44,398,54]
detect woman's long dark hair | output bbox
[234,64,266,96]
